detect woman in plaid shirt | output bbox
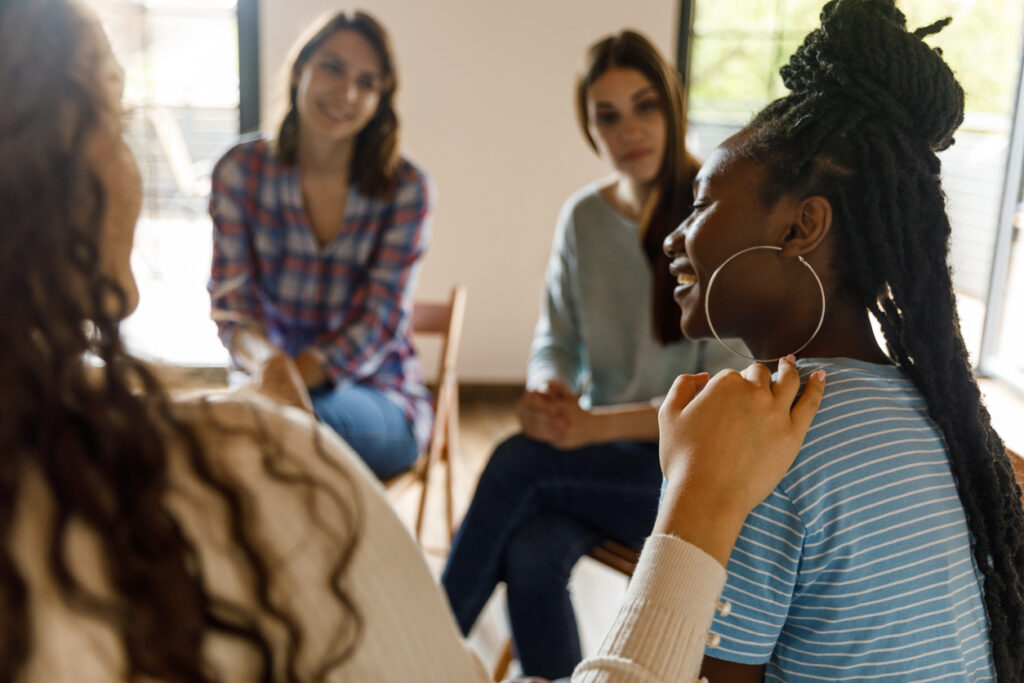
[208,11,433,479]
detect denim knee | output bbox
[476,433,551,496]
[502,515,596,589]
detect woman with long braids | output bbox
[208,10,433,480]
[0,1,488,680]
[648,0,1024,679]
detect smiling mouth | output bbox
[623,150,651,162]
[319,103,353,122]
[676,272,697,286]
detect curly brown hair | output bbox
[0,1,362,680]
[274,10,401,198]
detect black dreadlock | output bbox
[738,0,1024,679]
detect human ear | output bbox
[780,195,832,258]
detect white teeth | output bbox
[677,273,697,285]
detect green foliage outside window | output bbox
[689,0,1024,128]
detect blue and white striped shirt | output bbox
[709,357,994,681]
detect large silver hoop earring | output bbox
[704,245,826,363]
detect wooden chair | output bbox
[491,538,640,680]
[1009,447,1024,510]
[388,285,467,546]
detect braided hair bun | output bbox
[781,0,964,152]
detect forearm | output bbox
[652,476,749,568]
[588,402,660,443]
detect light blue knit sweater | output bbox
[527,183,738,408]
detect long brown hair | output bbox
[576,30,697,344]
[275,10,400,197]
[0,1,361,679]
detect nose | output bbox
[664,221,687,259]
[344,80,359,103]
[622,116,644,143]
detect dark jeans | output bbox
[441,433,663,679]
[310,383,418,479]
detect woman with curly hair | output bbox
[0,1,485,680]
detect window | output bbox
[980,58,1024,392]
[86,0,244,365]
[682,0,1024,380]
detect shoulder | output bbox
[558,181,611,224]
[212,135,277,184]
[168,392,377,491]
[392,156,435,209]
[551,181,617,247]
[796,358,926,437]
[782,358,946,514]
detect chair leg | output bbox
[413,445,432,544]
[492,638,515,681]
[416,382,448,543]
[444,382,458,544]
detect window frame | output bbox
[237,0,260,135]
[979,32,1024,396]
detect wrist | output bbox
[581,408,603,444]
[595,409,619,444]
[653,479,750,567]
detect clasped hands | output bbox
[516,379,594,450]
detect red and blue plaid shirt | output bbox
[208,138,434,451]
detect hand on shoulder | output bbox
[654,356,826,565]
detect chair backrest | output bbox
[1008,447,1024,511]
[147,107,201,197]
[412,285,467,389]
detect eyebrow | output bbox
[631,87,658,101]
[594,86,658,108]
[319,51,381,80]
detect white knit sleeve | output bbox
[572,534,727,683]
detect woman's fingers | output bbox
[741,362,772,389]
[542,380,575,401]
[662,372,710,413]
[772,354,801,403]
[791,369,826,434]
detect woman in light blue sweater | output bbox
[442,30,731,679]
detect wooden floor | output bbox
[385,385,630,678]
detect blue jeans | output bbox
[311,383,418,479]
[441,434,663,679]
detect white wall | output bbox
[259,0,679,381]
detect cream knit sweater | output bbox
[11,392,724,682]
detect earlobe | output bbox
[780,195,832,257]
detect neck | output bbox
[744,298,889,366]
[614,176,652,221]
[298,127,353,175]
